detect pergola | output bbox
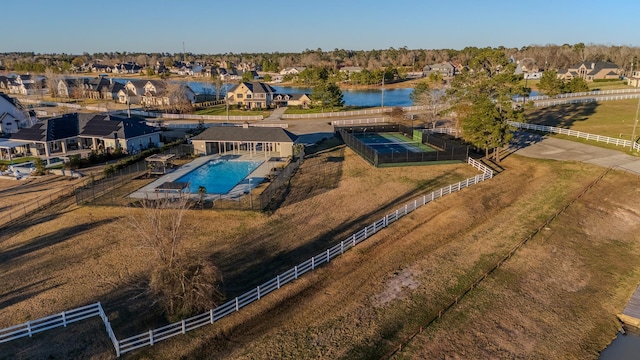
[0,140,27,162]
[145,153,176,175]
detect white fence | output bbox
[0,302,120,356]
[508,121,640,151]
[121,110,263,121]
[533,93,640,107]
[331,118,390,126]
[159,122,288,129]
[515,88,640,102]
[0,158,493,357]
[281,105,429,120]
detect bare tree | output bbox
[44,68,61,99]
[129,197,224,319]
[165,82,194,113]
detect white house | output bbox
[0,93,36,134]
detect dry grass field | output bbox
[1,146,639,359]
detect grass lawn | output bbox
[522,79,632,94]
[194,105,271,117]
[1,152,639,359]
[0,157,39,165]
[525,99,640,142]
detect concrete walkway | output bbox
[513,132,640,175]
[263,106,288,122]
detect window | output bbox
[237,93,243,99]
[246,94,252,99]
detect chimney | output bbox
[242,122,249,129]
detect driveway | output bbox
[513,132,640,175]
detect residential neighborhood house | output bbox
[0,92,37,134]
[423,62,456,77]
[557,61,621,81]
[627,70,640,88]
[226,81,277,109]
[10,113,160,161]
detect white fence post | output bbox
[149,330,154,345]
[62,311,67,327]
[210,309,214,324]
[257,286,261,300]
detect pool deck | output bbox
[128,152,286,201]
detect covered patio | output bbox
[190,124,298,159]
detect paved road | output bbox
[513,132,640,175]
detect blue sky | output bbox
[2,0,638,54]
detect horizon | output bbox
[2,0,639,54]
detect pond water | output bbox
[599,331,640,359]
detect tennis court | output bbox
[352,132,436,154]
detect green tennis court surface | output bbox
[353,132,435,154]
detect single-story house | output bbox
[190,124,298,158]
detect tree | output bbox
[166,83,194,113]
[129,197,223,319]
[311,81,344,112]
[538,70,564,96]
[448,48,525,161]
[390,106,407,125]
[241,71,255,82]
[410,82,447,128]
[462,95,513,160]
[565,77,589,93]
[263,73,272,82]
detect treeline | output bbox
[1,44,639,75]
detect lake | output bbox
[600,331,640,359]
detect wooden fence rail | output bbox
[0,158,493,357]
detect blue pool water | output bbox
[177,160,263,194]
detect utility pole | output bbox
[381,72,385,108]
[183,41,186,64]
[631,96,640,149]
[225,78,229,122]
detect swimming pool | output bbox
[176,159,263,194]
